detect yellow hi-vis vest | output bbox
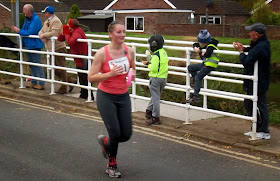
[203,44,219,68]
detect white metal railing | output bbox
[0,33,258,140]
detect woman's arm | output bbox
[128,46,136,81]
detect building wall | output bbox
[269,0,280,13]
[116,12,191,34]
[195,15,249,25]
[155,24,280,40]
[0,8,11,31]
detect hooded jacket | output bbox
[57,26,88,68]
[240,34,271,94]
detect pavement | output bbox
[0,79,280,158]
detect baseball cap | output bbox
[42,6,55,14]
[245,22,267,34]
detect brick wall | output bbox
[269,0,280,13]
[0,9,11,31]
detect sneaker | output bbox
[145,110,152,119]
[34,85,45,90]
[244,131,252,136]
[145,117,160,125]
[186,95,199,103]
[256,132,271,140]
[97,134,108,159]
[106,165,121,178]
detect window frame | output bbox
[200,16,221,24]
[125,16,144,32]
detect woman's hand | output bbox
[110,65,124,77]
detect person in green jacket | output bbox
[142,35,169,125]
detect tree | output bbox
[247,0,280,25]
[66,4,82,22]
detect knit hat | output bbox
[41,6,55,14]
[197,29,211,43]
[68,19,75,29]
[245,22,267,34]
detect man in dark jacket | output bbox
[233,22,271,140]
[11,4,45,90]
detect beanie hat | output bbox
[197,29,211,43]
[68,19,75,29]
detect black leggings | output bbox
[96,89,132,156]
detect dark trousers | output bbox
[96,89,132,156]
[188,63,215,95]
[244,91,269,133]
[77,58,93,99]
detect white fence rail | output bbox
[0,33,258,140]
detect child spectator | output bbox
[187,29,219,103]
[142,34,169,125]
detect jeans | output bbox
[27,52,45,86]
[188,63,215,95]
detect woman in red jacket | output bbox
[58,19,93,100]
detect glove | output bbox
[63,25,70,35]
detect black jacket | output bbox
[193,38,219,60]
[240,34,271,94]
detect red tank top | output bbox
[98,44,130,94]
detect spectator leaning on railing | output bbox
[39,6,75,94]
[233,22,271,140]
[11,4,45,90]
[57,19,93,100]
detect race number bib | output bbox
[108,56,130,74]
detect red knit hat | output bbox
[68,19,75,29]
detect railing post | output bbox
[50,38,55,95]
[203,77,208,108]
[46,52,50,79]
[18,35,24,88]
[86,41,93,102]
[250,61,258,140]
[184,48,191,124]
[131,44,136,112]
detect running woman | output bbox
[88,20,136,178]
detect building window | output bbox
[125,17,144,32]
[200,16,221,24]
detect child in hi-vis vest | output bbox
[187,29,219,103]
[142,35,169,125]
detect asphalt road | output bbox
[1,98,280,181]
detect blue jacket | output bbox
[240,34,271,94]
[19,12,43,50]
